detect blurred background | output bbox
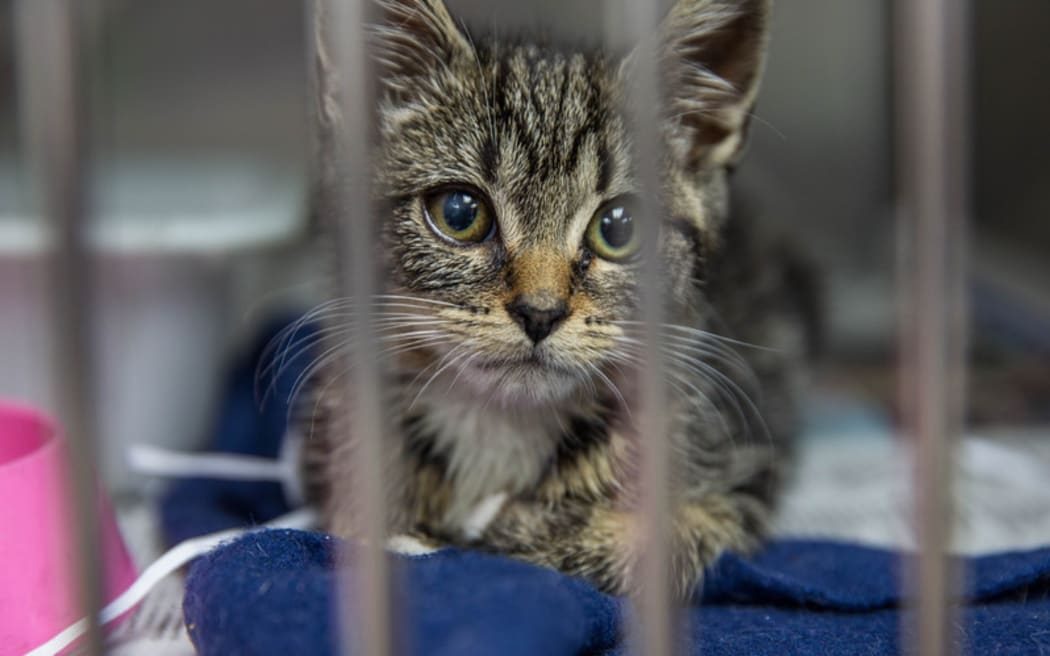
[3,0,1047,477]
[0,0,1048,648]
[0,0,1045,650]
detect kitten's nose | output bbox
[506,293,569,344]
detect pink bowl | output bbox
[0,400,137,655]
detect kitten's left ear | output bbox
[659,0,772,170]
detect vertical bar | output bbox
[607,1,674,654]
[13,0,105,654]
[894,0,970,653]
[314,0,391,654]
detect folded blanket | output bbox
[165,316,1050,655]
[183,530,1050,656]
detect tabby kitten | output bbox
[304,0,810,599]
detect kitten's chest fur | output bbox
[407,395,564,532]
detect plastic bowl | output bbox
[0,400,137,654]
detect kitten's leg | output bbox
[482,492,768,600]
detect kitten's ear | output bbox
[660,0,772,170]
[374,0,474,93]
[309,0,471,150]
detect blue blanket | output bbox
[164,317,1050,655]
[182,530,1050,656]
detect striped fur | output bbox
[302,0,812,598]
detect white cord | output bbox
[129,445,287,480]
[127,431,305,506]
[25,436,312,654]
[24,508,318,656]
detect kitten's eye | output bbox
[423,187,495,244]
[586,200,640,262]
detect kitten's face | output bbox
[366,0,769,406]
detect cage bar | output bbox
[314,0,393,654]
[606,1,675,654]
[13,0,105,653]
[894,0,971,653]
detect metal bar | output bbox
[13,0,105,653]
[894,0,970,653]
[607,1,674,654]
[314,0,392,654]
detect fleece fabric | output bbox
[182,529,1050,656]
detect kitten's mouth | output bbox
[477,350,562,373]
[460,353,580,406]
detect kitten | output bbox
[302,0,812,599]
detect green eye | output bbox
[586,200,640,261]
[424,187,496,244]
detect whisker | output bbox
[610,320,778,352]
[316,306,445,319]
[287,334,456,427]
[548,396,570,436]
[614,339,736,442]
[258,292,482,417]
[586,362,632,419]
[664,362,735,446]
[387,320,456,336]
[662,348,771,447]
[286,339,354,420]
[373,294,463,309]
[580,366,598,402]
[604,348,734,454]
[409,345,472,410]
[260,296,435,388]
[239,276,330,327]
[747,110,788,143]
[301,363,351,446]
[264,312,463,402]
[649,330,752,366]
[263,320,455,407]
[379,328,456,342]
[480,365,515,413]
[444,351,483,396]
[259,298,350,376]
[261,294,478,371]
[614,333,757,389]
[257,325,351,407]
[286,330,449,415]
[404,341,464,391]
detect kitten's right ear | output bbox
[659,0,773,170]
[373,0,474,94]
[310,0,471,133]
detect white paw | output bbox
[386,534,441,556]
[460,492,508,541]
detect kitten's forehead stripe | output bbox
[480,135,499,185]
[480,44,620,239]
[596,141,613,195]
[549,61,573,154]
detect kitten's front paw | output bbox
[461,493,509,541]
[585,506,734,600]
[386,533,444,556]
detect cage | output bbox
[1,0,1049,654]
